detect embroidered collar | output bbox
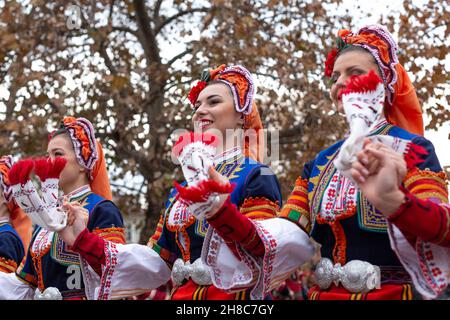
[66,185,92,202]
[214,146,242,164]
[369,116,388,134]
[343,116,388,138]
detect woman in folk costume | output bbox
[350,141,449,298]
[60,64,314,300]
[0,156,25,274]
[278,24,448,300]
[0,117,126,300]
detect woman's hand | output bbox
[351,141,407,216]
[58,198,89,246]
[205,166,231,219]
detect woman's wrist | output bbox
[376,189,406,217]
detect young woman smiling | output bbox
[60,64,314,300]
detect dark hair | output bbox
[49,122,69,140]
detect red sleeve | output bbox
[70,228,106,275]
[207,197,265,257]
[388,188,450,248]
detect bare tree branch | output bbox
[154,7,209,35]
[112,26,139,37]
[153,0,164,25]
[133,0,161,65]
[164,78,192,91]
[167,48,192,66]
[108,0,116,25]
[98,41,117,75]
[111,182,145,194]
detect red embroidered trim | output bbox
[0,256,18,273]
[92,227,126,244]
[239,197,279,221]
[279,177,310,232]
[165,204,196,262]
[98,241,118,300]
[316,205,356,265]
[403,168,448,203]
[148,214,165,245]
[30,243,52,291]
[404,143,428,170]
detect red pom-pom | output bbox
[47,157,67,179]
[8,159,34,185]
[324,48,338,78]
[404,143,428,169]
[188,81,207,105]
[34,157,50,182]
[175,179,235,202]
[172,131,219,159]
[339,70,383,98]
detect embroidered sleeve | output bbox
[392,136,449,245]
[208,197,266,256]
[71,228,106,275]
[0,230,24,273]
[207,166,282,257]
[72,201,126,275]
[278,160,314,233]
[240,166,282,207]
[202,165,313,298]
[404,136,448,203]
[88,201,126,244]
[403,168,448,204]
[388,189,450,248]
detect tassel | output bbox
[47,157,67,179]
[34,157,50,182]
[172,131,219,158]
[404,143,428,169]
[339,70,383,98]
[174,179,235,202]
[8,159,34,185]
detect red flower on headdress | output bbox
[324,48,338,78]
[188,81,207,105]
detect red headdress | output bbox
[49,117,112,200]
[188,65,265,162]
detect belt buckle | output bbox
[315,258,381,293]
[171,258,213,286]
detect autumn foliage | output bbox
[0,0,448,242]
